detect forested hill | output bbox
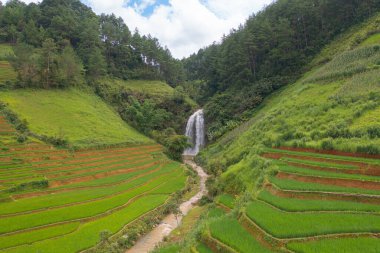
[0,0,197,160]
[183,0,380,142]
[0,0,184,87]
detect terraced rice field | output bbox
[0,116,186,252]
[200,148,380,253]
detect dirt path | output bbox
[126,159,208,253]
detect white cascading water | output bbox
[183,109,205,156]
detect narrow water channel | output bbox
[126,159,208,253]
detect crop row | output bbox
[0,163,180,216]
[3,194,169,253]
[275,163,380,182]
[246,200,380,238]
[269,175,380,196]
[263,148,380,165]
[208,216,272,253]
[258,190,380,213]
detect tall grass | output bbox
[304,45,380,84]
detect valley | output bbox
[0,0,379,252]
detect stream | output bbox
[126,159,208,253]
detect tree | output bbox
[39,38,57,88]
[123,98,170,135]
[56,41,84,87]
[10,43,39,87]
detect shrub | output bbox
[6,180,49,193]
[367,126,380,139]
[16,134,28,143]
[321,139,334,150]
[356,145,379,155]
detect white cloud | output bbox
[18,0,272,58]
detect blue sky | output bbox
[126,0,170,16]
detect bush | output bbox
[367,126,380,139]
[6,180,49,193]
[356,145,379,155]
[321,139,334,150]
[16,134,28,143]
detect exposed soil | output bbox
[262,153,380,171]
[277,172,380,191]
[44,158,151,178]
[266,184,380,205]
[12,165,165,199]
[1,170,176,218]
[286,162,380,177]
[49,161,160,188]
[278,147,380,159]
[73,145,161,158]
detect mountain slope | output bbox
[201,14,380,177]
[0,88,152,147]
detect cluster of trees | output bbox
[183,0,380,141]
[11,39,84,88]
[0,0,184,87]
[94,80,194,160]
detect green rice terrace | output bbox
[195,148,380,253]
[0,116,187,252]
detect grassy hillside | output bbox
[0,44,16,86]
[201,14,380,175]
[110,79,175,98]
[147,13,380,253]
[0,88,152,147]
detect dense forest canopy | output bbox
[0,0,184,87]
[183,0,380,141]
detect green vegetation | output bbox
[4,195,168,253]
[0,44,17,85]
[184,3,379,140]
[275,163,380,182]
[287,237,380,253]
[270,176,380,196]
[110,79,176,98]
[246,200,380,238]
[0,0,184,86]
[215,194,235,209]
[0,88,152,147]
[0,115,186,252]
[208,217,271,253]
[0,222,80,250]
[94,78,195,159]
[196,243,214,253]
[263,148,380,165]
[258,190,380,213]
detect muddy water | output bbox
[126,159,208,253]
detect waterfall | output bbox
[183,109,205,156]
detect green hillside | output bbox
[202,14,380,174]
[0,44,16,86]
[0,88,152,147]
[154,12,380,253]
[107,79,175,98]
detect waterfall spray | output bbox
[183,109,205,156]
